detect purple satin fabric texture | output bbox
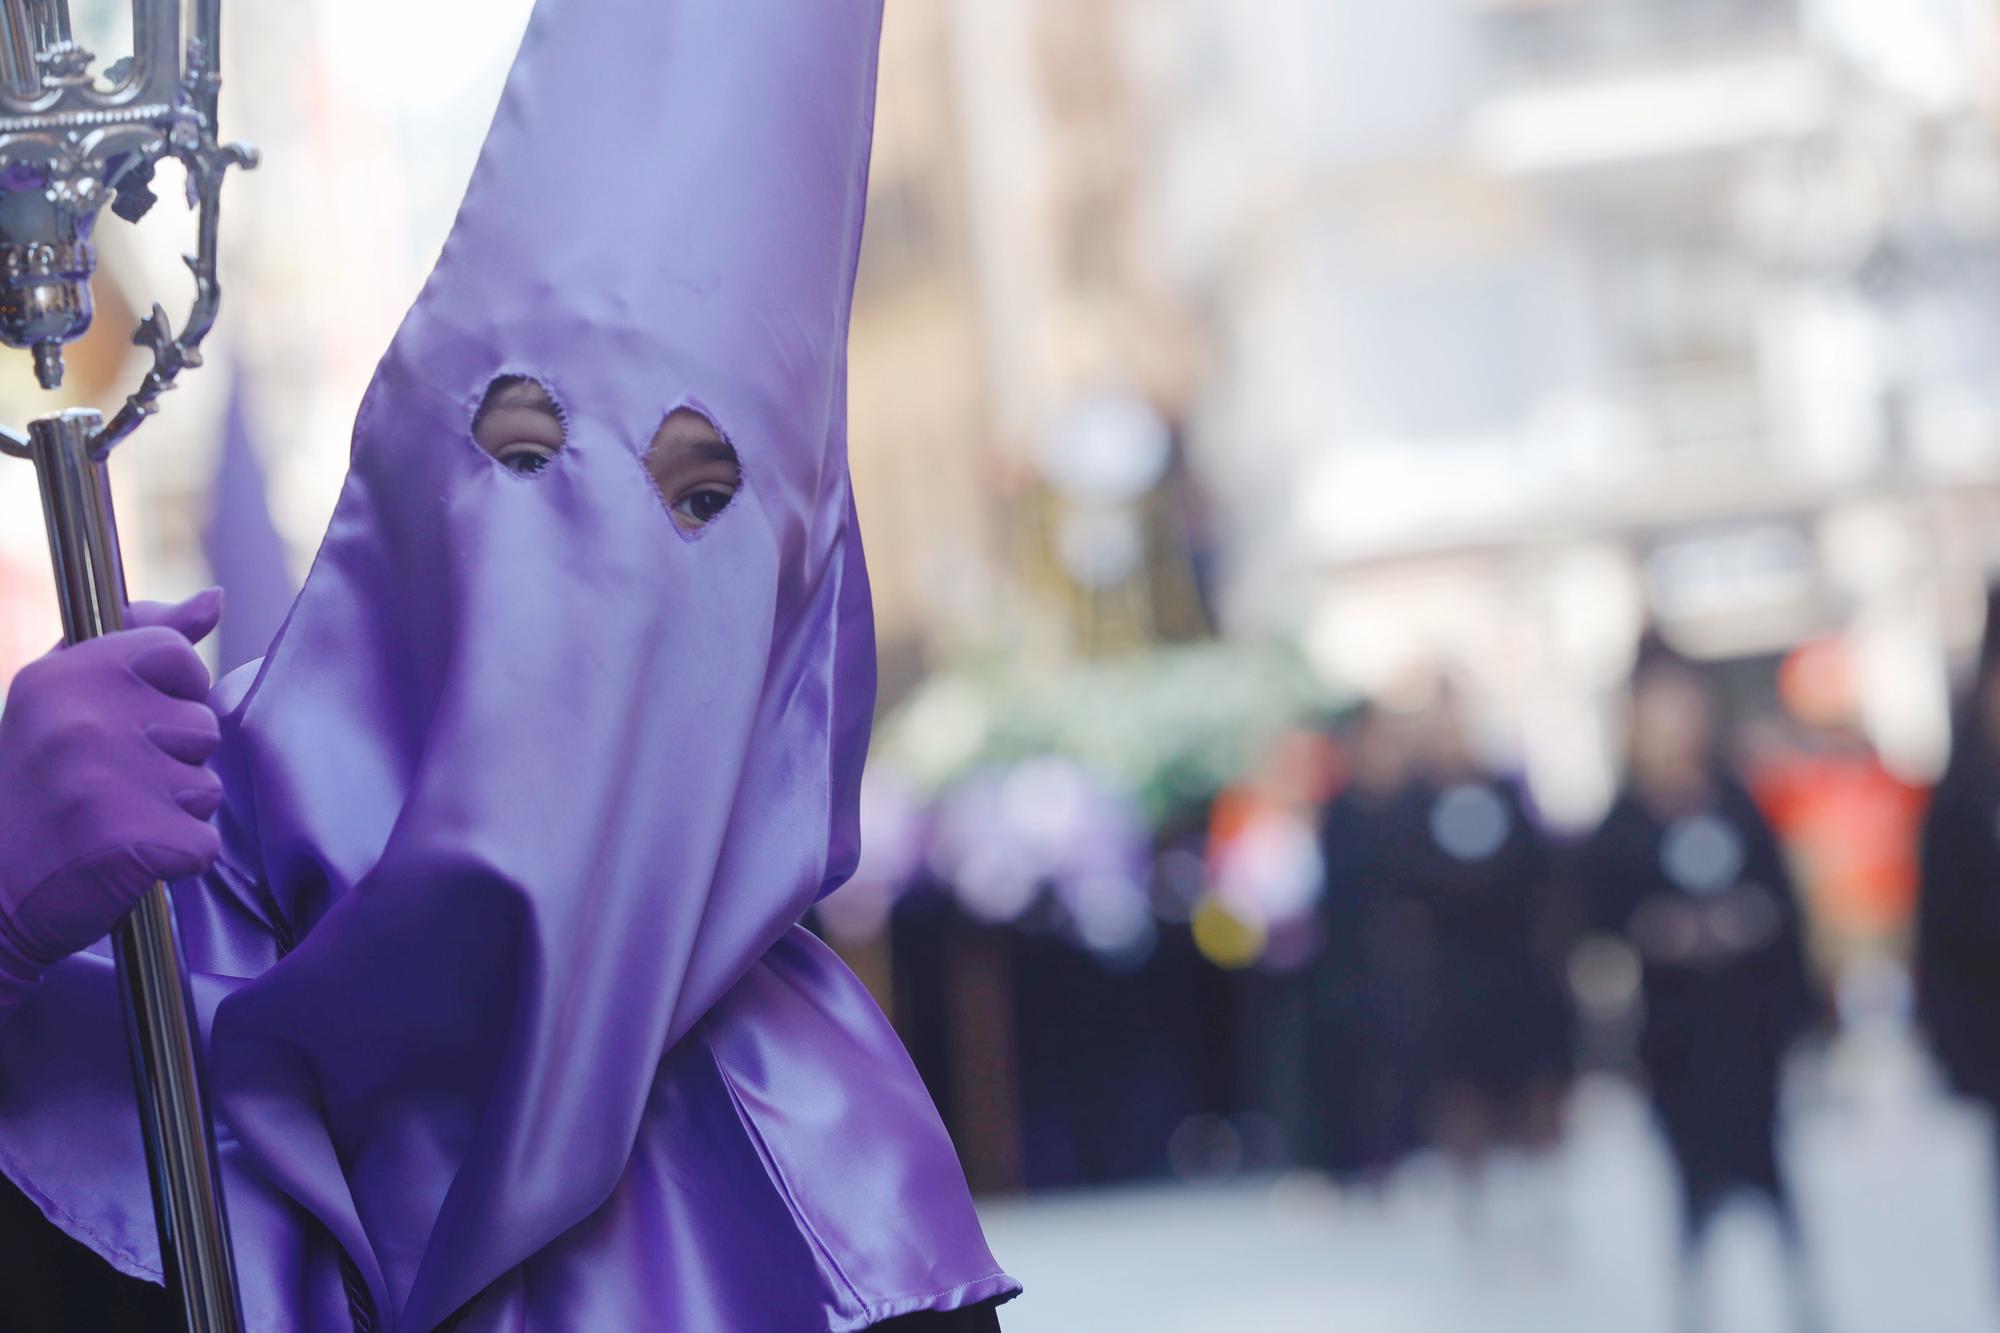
[0,0,1015,1328]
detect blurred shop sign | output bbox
[1643,521,1815,627]
[1471,54,1825,175]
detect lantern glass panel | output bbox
[68,0,136,92]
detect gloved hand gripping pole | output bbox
[0,410,246,1333]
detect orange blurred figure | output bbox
[1750,636,1926,968]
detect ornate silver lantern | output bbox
[0,3,252,1329]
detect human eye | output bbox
[646,408,741,535]
[471,376,567,475]
[495,441,560,475]
[670,481,737,530]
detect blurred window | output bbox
[1600,238,1767,450]
[856,174,945,297]
[1474,0,1803,85]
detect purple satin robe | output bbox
[0,0,1017,1327]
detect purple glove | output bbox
[0,590,225,1012]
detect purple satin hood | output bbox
[0,0,1015,1328]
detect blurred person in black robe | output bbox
[1403,687,1573,1226]
[1583,637,1820,1333]
[1309,702,1422,1183]
[1916,585,2000,1258]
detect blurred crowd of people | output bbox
[861,592,2000,1332]
[1297,644,1823,1329]
[1277,595,2000,1331]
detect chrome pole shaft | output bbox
[25,408,245,1333]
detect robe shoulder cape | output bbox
[0,664,1017,1332]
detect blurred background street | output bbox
[15,1,2000,1329]
[982,1031,2000,1332]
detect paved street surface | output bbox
[977,1024,2000,1332]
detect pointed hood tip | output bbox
[392,0,887,459]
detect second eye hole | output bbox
[647,407,740,535]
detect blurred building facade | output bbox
[0,1,1997,833]
[852,0,2000,829]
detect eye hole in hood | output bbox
[472,375,567,476]
[647,406,740,535]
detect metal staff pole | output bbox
[3,411,246,1332]
[0,3,256,1328]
